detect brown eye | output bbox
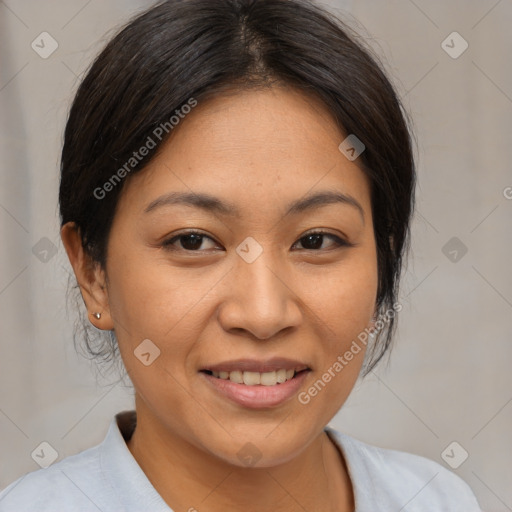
[161,229,352,253]
[162,231,219,252]
[293,231,352,251]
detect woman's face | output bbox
[100,85,378,466]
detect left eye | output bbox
[161,230,350,252]
[293,232,349,251]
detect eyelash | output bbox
[161,229,353,253]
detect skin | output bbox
[61,84,378,512]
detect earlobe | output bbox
[60,222,115,330]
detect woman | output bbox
[0,0,482,510]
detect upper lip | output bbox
[201,357,310,373]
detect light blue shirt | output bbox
[0,410,482,511]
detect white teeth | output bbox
[229,370,243,384]
[276,369,287,383]
[260,371,277,386]
[208,369,298,385]
[243,371,261,385]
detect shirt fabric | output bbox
[0,410,482,511]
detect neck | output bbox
[126,398,354,512]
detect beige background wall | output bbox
[0,1,511,510]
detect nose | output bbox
[216,252,303,340]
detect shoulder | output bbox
[0,444,115,512]
[326,427,482,511]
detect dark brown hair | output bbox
[59,0,416,380]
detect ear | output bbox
[60,222,114,330]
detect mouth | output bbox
[199,358,311,408]
[200,368,309,386]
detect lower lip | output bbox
[200,371,310,409]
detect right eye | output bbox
[161,230,221,252]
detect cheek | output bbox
[306,247,378,336]
[106,245,207,338]
[298,249,378,400]
[295,289,373,426]
[105,247,224,397]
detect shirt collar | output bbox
[100,410,173,511]
[101,411,365,511]
[325,425,375,511]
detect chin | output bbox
[198,422,317,469]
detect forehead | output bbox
[117,85,371,217]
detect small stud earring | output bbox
[92,312,101,319]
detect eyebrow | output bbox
[143,190,365,224]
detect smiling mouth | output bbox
[200,368,309,386]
